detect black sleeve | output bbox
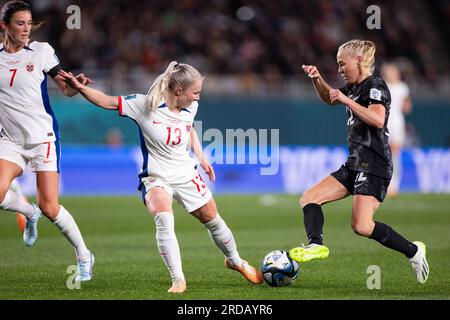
[339,85,349,96]
[366,78,391,109]
[47,64,63,78]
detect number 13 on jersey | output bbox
[166,127,182,145]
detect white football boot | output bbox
[23,204,41,247]
[409,241,429,284]
[75,253,95,282]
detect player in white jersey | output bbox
[381,63,412,196]
[0,1,94,281]
[59,61,264,293]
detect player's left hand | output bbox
[201,160,216,182]
[58,70,83,89]
[329,89,347,104]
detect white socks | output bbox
[53,205,90,260]
[153,212,242,281]
[204,213,242,266]
[0,189,35,218]
[154,212,184,282]
[1,190,91,261]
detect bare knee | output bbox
[146,202,170,216]
[145,189,172,216]
[300,189,319,208]
[194,209,216,224]
[351,220,375,237]
[39,202,60,220]
[146,200,161,216]
[191,198,217,223]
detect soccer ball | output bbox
[261,250,299,287]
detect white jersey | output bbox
[387,82,409,126]
[119,94,198,184]
[387,81,410,145]
[0,41,60,144]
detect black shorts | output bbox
[331,165,390,202]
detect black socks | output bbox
[369,221,418,258]
[302,205,418,259]
[303,203,324,245]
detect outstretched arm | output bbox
[53,72,93,97]
[190,128,215,182]
[58,70,118,110]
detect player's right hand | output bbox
[58,70,83,90]
[301,65,320,79]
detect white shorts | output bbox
[141,173,213,213]
[0,139,60,172]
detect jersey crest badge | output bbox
[369,88,382,101]
[26,63,34,72]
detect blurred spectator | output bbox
[27,0,448,82]
[104,127,124,147]
[381,62,412,196]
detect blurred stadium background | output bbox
[12,0,449,196]
[1,0,450,300]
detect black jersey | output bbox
[340,75,393,179]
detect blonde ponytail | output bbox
[146,61,179,111]
[147,61,203,111]
[146,61,203,111]
[338,40,377,75]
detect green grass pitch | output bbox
[0,194,449,300]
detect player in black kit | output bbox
[289,40,429,284]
